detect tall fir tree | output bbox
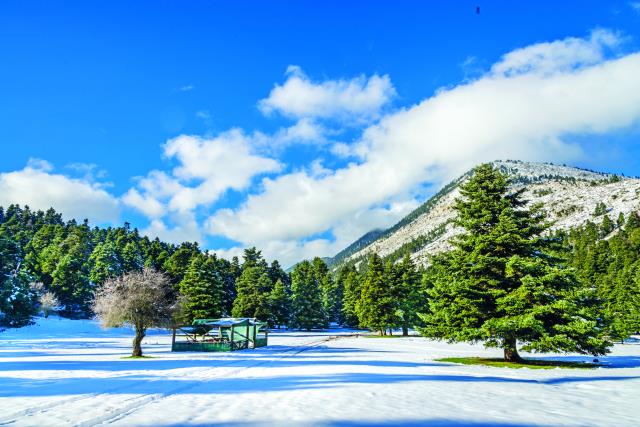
[419,164,611,361]
[178,254,224,322]
[290,260,326,330]
[232,266,263,318]
[269,279,291,328]
[339,265,361,328]
[394,253,422,336]
[313,257,338,326]
[356,254,397,335]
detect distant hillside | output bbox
[329,160,640,269]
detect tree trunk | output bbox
[402,323,409,336]
[132,326,146,357]
[503,337,522,362]
[389,328,393,336]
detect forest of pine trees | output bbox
[2,161,640,355]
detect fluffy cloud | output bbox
[258,65,396,121]
[209,30,640,260]
[141,211,203,245]
[124,131,281,218]
[0,160,120,223]
[252,118,327,150]
[491,29,620,76]
[121,189,165,219]
[211,198,419,267]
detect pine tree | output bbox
[0,236,37,326]
[419,164,611,361]
[51,227,93,317]
[356,254,397,335]
[340,265,361,328]
[290,260,326,330]
[593,201,607,216]
[163,243,199,284]
[231,249,273,322]
[394,253,422,336]
[253,272,274,323]
[602,264,640,342]
[232,266,262,318]
[89,241,123,285]
[313,257,339,326]
[178,254,224,322]
[600,215,614,237]
[269,279,291,328]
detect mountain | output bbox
[329,160,640,269]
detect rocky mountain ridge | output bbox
[330,160,640,269]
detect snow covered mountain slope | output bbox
[331,160,640,268]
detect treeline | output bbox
[562,211,640,341]
[0,204,258,326]
[2,172,640,349]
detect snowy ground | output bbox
[1,318,639,426]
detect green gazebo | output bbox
[172,317,269,352]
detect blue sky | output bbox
[1,1,640,265]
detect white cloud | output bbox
[274,118,326,145]
[0,161,120,223]
[124,131,281,219]
[165,132,281,211]
[258,65,396,121]
[122,189,165,219]
[26,157,53,172]
[491,29,621,77]
[631,2,640,13]
[211,198,419,267]
[179,84,195,92]
[209,30,640,262]
[66,162,109,183]
[141,211,203,245]
[252,118,327,150]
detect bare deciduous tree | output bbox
[93,268,173,357]
[39,291,60,318]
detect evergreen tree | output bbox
[313,257,339,326]
[356,254,397,335]
[89,241,122,285]
[600,215,614,237]
[593,201,607,216]
[340,265,361,328]
[394,253,422,336]
[51,227,93,316]
[290,260,326,330]
[231,266,260,318]
[231,249,273,322]
[178,254,224,322]
[419,164,611,361]
[163,243,199,284]
[0,237,37,326]
[269,279,291,328]
[601,263,640,342]
[253,272,275,323]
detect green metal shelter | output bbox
[171,317,268,352]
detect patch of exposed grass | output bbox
[120,355,154,359]
[362,334,417,338]
[435,357,598,369]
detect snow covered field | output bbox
[1,318,639,427]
